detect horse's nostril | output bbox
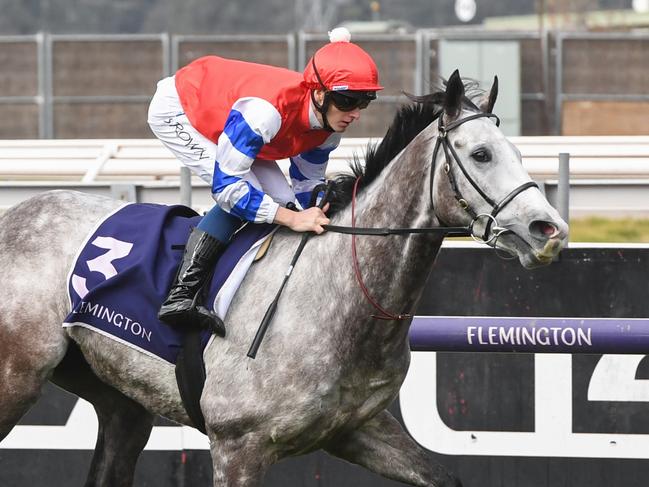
[530,220,558,239]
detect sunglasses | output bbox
[328,91,373,112]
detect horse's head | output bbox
[432,70,568,268]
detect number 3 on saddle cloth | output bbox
[63,203,275,364]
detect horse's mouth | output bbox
[532,253,554,266]
[536,237,564,258]
[496,232,565,268]
[526,237,565,266]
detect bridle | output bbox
[324,110,538,243]
[431,112,538,244]
[323,110,539,320]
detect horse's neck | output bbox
[330,132,444,327]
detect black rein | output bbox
[322,223,471,237]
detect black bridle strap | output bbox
[440,115,500,210]
[445,141,497,208]
[429,112,499,215]
[482,180,539,239]
[492,181,539,217]
[443,112,500,131]
[323,224,471,237]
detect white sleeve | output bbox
[289,133,341,209]
[211,97,282,223]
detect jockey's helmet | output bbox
[303,27,383,129]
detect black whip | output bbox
[247,183,332,359]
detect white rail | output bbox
[3,136,649,181]
[2,137,649,217]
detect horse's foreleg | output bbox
[0,330,65,441]
[84,397,154,487]
[209,433,271,487]
[51,344,154,487]
[0,370,48,441]
[325,409,462,487]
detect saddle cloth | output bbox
[63,203,275,364]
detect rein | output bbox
[323,111,539,321]
[349,177,411,321]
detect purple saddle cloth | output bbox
[64,203,274,364]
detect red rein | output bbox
[350,177,411,321]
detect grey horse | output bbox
[0,71,568,486]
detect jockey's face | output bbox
[327,102,362,133]
[313,89,362,133]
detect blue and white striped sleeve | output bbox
[212,97,282,224]
[289,133,341,209]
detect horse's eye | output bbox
[472,149,491,163]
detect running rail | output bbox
[409,316,649,354]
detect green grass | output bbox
[569,217,649,243]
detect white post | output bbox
[558,152,570,224]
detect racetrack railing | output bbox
[2,136,649,218]
[3,31,649,139]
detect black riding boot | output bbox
[158,227,227,336]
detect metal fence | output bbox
[1,30,648,139]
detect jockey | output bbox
[147,27,382,335]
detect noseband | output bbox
[431,112,538,243]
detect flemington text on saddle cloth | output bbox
[63,203,275,364]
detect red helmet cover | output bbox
[303,39,383,92]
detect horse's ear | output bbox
[444,69,465,120]
[478,75,499,113]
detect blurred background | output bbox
[2,0,649,139]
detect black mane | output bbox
[327,83,482,215]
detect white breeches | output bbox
[147,76,295,206]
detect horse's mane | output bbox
[328,80,483,215]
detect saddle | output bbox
[63,202,276,431]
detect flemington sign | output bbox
[409,316,649,354]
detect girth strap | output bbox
[175,328,208,434]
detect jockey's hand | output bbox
[274,204,330,234]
